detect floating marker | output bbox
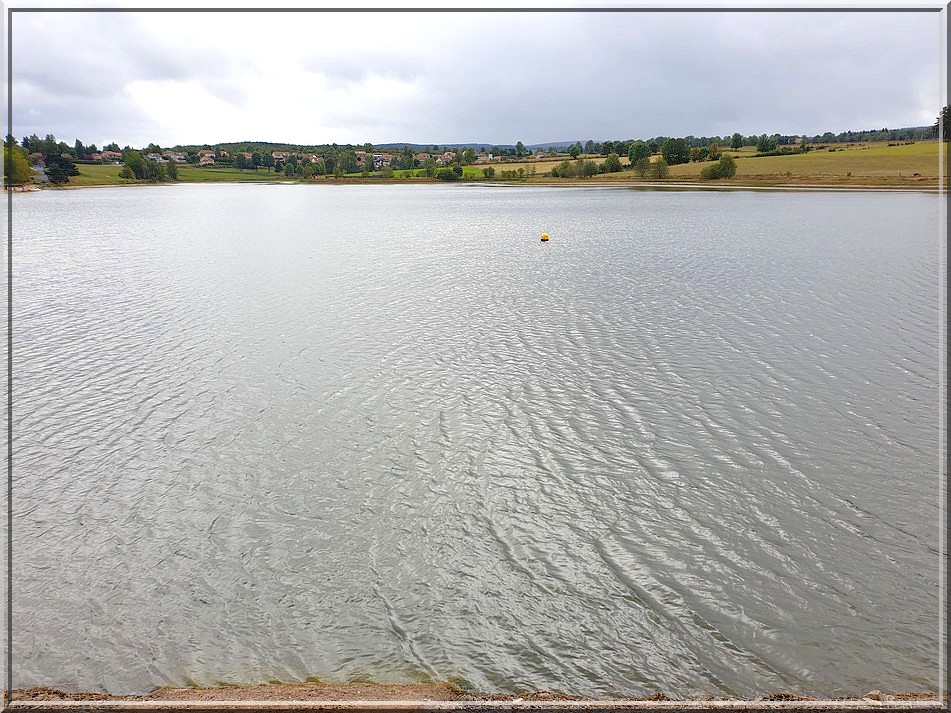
[540,233,550,242]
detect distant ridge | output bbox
[373,141,577,151]
[179,139,577,152]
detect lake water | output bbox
[12,183,942,698]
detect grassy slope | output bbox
[666,141,944,181]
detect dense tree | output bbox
[708,143,721,161]
[568,144,580,159]
[461,147,476,165]
[755,134,778,152]
[44,152,79,183]
[648,157,669,179]
[284,162,295,177]
[482,167,495,178]
[633,157,650,178]
[122,151,147,179]
[143,159,166,181]
[584,140,595,154]
[602,153,622,173]
[235,153,248,170]
[661,138,690,166]
[515,141,525,158]
[166,158,178,180]
[628,141,650,163]
[4,144,31,185]
[937,106,950,140]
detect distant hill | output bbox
[374,141,577,151]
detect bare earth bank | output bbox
[12,684,941,703]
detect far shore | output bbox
[8,177,944,194]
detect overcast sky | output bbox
[10,5,946,148]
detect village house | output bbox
[198,155,215,166]
[435,151,456,166]
[146,153,168,163]
[198,150,216,158]
[218,149,229,158]
[372,153,392,169]
[90,153,102,162]
[475,153,501,164]
[101,150,123,163]
[272,151,290,161]
[163,151,187,162]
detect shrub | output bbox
[581,159,599,177]
[648,158,669,179]
[435,167,457,181]
[700,155,737,180]
[602,153,622,173]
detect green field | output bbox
[665,141,944,182]
[72,163,296,186]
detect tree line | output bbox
[5,108,947,187]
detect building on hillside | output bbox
[198,155,215,166]
[218,149,229,158]
[271,151,290,161]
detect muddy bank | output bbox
[12,684,941,703]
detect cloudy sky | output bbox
[10,3,946,148]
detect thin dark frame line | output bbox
[3,4,947,709]
[5,6,947,10]
[938,2,951,705]
[6,3,12,712]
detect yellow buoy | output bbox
[540,233,549,242]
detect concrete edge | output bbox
[5,700,946,712]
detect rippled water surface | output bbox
[14,184,942,697]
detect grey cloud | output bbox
[10,9,943,147]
